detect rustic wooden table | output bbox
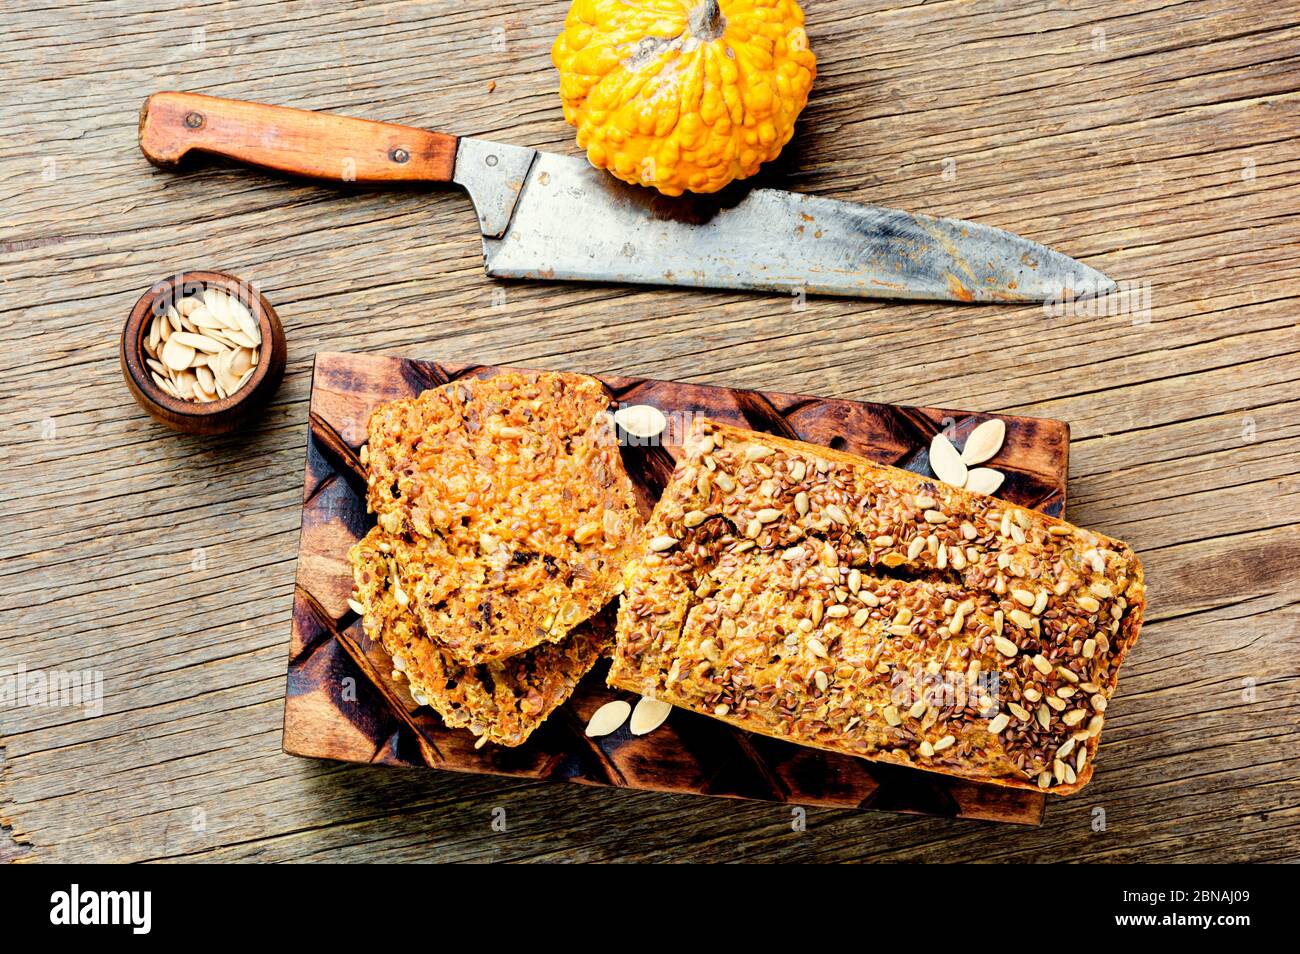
[2,0,1297,863]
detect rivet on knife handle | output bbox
[138,91,457,185]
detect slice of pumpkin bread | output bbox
[363,370,644,664]
[350,531,609,747]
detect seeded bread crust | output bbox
[363,370,644,664]
[350,531,610,747]
[609,419,1145,795]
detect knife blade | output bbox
[141,93,1113,303]
[456,138,1112,302]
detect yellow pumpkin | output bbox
[552,0,816,196]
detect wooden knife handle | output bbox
[139,92,457,185]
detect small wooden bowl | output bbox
[120,270,286,434]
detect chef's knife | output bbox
[139,92,1113,303]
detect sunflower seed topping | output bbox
[991,634,1019,657]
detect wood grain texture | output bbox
[286,351,1072,824]
[1,0,1297,862]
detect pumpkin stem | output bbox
[688,0,726,42]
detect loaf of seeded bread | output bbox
[609,419,1145,794]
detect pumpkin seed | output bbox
[222,328,259,349]
[960,419,1006,465]
[226,295,261,344]
[629,696,672,735]
[614,403,666,439]
[169,330,224,353]
[929,432,968,487]
[172,369,197,400]
[187,304,223,330]
[203,287,240,330]
[964,467,1005,496]
[584,700,631,737]
[219,348,246,395]
[160,337,195,372]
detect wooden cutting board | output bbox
[284,351,1071,825]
